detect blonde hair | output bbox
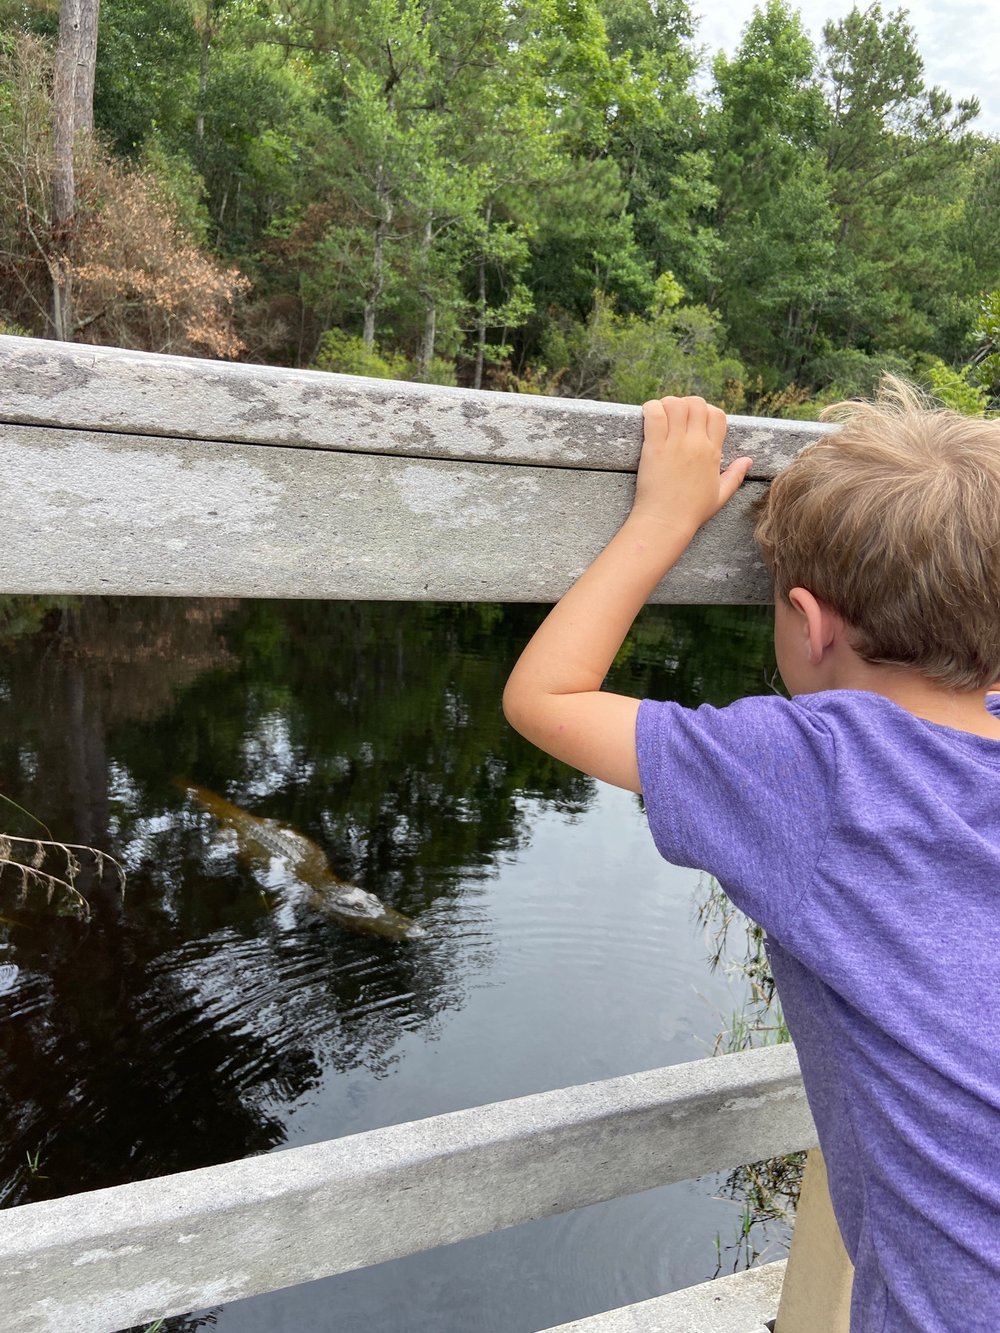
[754,377,1000,690]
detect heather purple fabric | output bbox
[636,689,1000,1333]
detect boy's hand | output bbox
[634,397,752,543]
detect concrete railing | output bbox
[0,337,846,1332]
[0,1046,816,1333]
[0,335,830,604]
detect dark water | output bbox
[0,597,779,1332]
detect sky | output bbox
[694,0,1000,135]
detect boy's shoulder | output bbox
[791,687,1000,757]
[638,686,1000,827]
[650,687,928,745]
[721,685,1000,741]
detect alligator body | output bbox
[182,783,425,942]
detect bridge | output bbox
[0,335,851,1332]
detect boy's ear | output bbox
[788,587,841,665]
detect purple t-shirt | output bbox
[636,688,1000,1333]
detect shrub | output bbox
[312,329,409,380]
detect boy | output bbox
[503,383,1000,1332]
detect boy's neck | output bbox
[815,658,1000,739]
[778,590,1000,737]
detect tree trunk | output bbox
[415,216,435,379]
[52,0,79,233]
[363,171,392,348]
[418,304,436,379]
[52,0,80,339]
[51,0,99,341]
[196,0,211,140]
[50,264,73,342]
[473,200,492,391]
[74,0,100,134]
[362,226,383,347]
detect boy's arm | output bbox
[502,396,752,793]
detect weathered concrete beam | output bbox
[1,335,829,475]
[0,421,770,602]
[0,336,833,602]
[539,1261,788,1333]
[0,1045,815,1333]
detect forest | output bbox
[1,0,998,416]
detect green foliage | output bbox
[422,356,458,387]
[140,130,210,244]
[973,288,1000,402]
[312,329,409,380]
[923,357,988,416]
[700,0,986,391]
[193,35,323,256]
[810,347,912,400]
[550,274,744,405]
[93,0,199,153]
[712,0,825,176]
[706,3,835,380]
[1,0,995,404]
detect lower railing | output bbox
[0,1044,825,1333]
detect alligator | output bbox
[180,783,425,942]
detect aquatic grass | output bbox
[24,1147,45,1179]
[0,834,126,921]
[697,875,804,1273]
[0,788,126,920]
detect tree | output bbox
[257,0,650,378]
[0,31,247,353]
[701,2,984,391]
[70,155,249,356]
[50,0,100,337]
[597,0,718,299]
[544,272,744,405]
[0,34,59,334]
[816,3,979,360]
[94,0,202,156]
[706,1,835,382]
[972,288,1000,404]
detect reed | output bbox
[0,834,126,921]
[697,874,804,1273]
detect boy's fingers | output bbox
[642,399,667,442]
[683,396,708,437]
[657,395,724,442]
[707,404,727,448]
[647,397,728,456]
[718,456,753,506]
[662,396,689,438]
